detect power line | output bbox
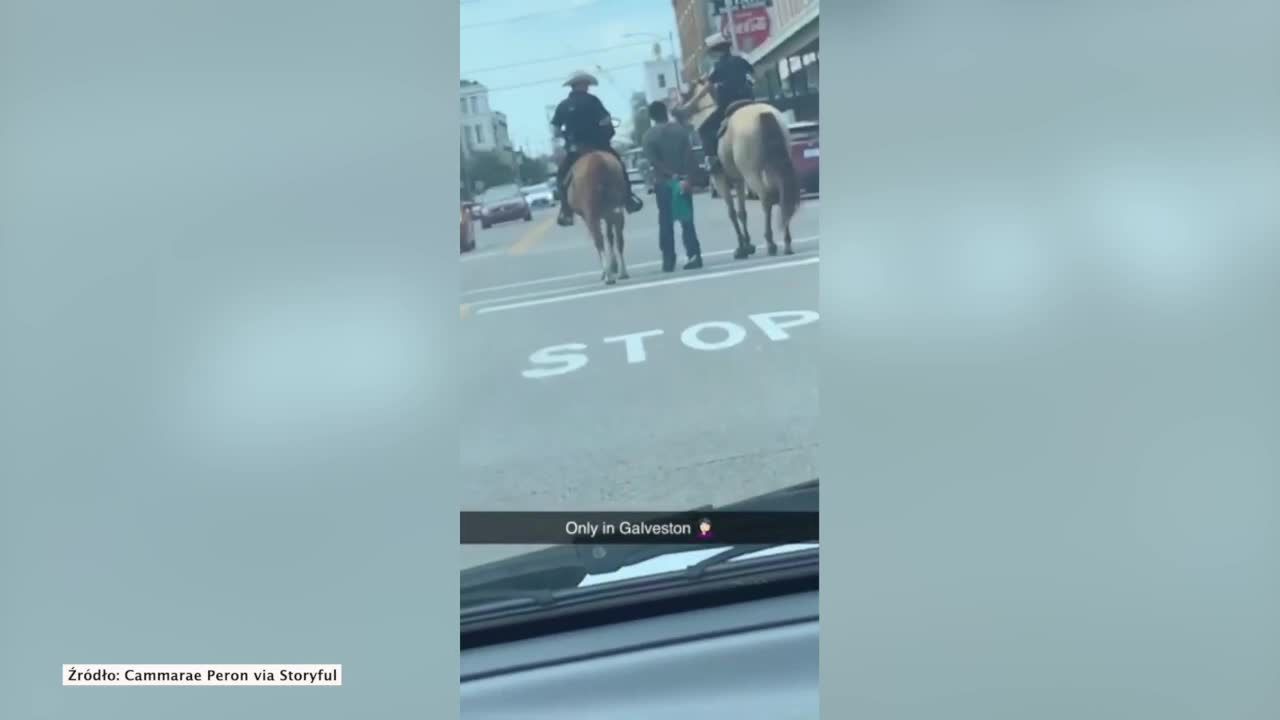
[461,0,611,29]
[481,61,646,94]
[462,40,650,75]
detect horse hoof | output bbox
[784,247,794,255]
[733,249,750,260]
[767,245,778,256]
[747,244,757,255]
[619,272,629,280]
[605,277,617,286]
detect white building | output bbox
[642,43,683,107]
[460,80,515,166]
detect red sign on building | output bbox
[720,8,772,54]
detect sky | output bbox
[460,0,684,157]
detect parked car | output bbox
[788,120,820,194]
[460,203,476,253]
[477,184,532,229]
[688,145,711,192]
[520,183,556,209]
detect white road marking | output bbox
[681,321,747,351]
[462,235,819,297]
[468,278,610,307]
[603,329,664,364]
[748,311,820,340]
[466,248,819,309]
[476,255,819,316]
[521,309,820,379]
[460,248,506,262]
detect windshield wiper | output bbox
[460,479,818,605]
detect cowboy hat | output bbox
[704,33,732,50]
[564,70,598,87]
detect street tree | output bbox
[518,154,548,184]
[464,150,516,189]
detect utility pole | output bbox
[668,31,682,95]
[724,0,740,53]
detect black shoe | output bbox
[661,255,676,272]
[683,255,703,270]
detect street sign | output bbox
[712,0,772,12]
[720,7,772,54]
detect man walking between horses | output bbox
[696,33,756,175]
[642,100,702,272]
[550,70,643,227]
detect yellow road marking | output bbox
[507,214,556,256]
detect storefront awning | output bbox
[745,5,819,73]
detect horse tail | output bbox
[758,111,799,224]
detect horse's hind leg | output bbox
[783,218,794,255]
[604,219,622,279]
[613,215,629,280]
[734,181,756,259]
[763,198,777,256]
[590,216,613,284]
[717,175,742,242]
[720,178,749,260]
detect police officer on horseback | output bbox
[697,33,755,175]
[550,70,644,227]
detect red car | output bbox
[788,121,819,194]
[707,121,819,199]
[476,184,533,229]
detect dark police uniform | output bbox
[551,89,639,222]
[700,51,756,171]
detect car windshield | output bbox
[481,184,521,202]
[460,2,820,622]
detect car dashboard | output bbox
[461,589,818,719]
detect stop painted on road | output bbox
[521,310,819,379]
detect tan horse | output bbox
[566,150,629,285]
[681,81,800,258]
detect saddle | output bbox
[716,99,756,138]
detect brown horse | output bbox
[681,81,800,258]
[566,150,629,284]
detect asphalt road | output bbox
[461,189,819,567]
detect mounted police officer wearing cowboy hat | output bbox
[549,70,643,227]
[698,32,755,175]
